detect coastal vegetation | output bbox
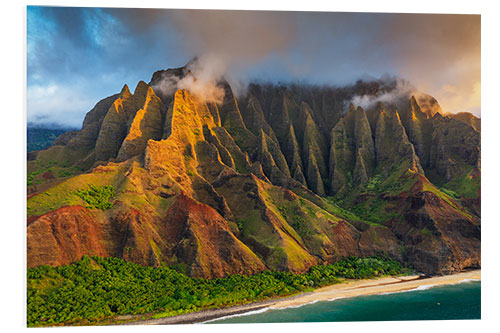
[27,255,409,327]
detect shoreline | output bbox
[270,269,480,310]
[124,292,312,325]
[123,269,480,325]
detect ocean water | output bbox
[207,280,480,324]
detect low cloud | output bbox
[151,55,227,104]
[27,83,96,128]
[438,81,481,116]
[149,10,299,102]
[349,78,417,111]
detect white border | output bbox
[2,1,499,333]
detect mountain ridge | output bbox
[27,62,481,277]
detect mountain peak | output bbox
[133,81,149,95]
[120,84,131,98]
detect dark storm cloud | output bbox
[27,6,188,127]
[27,7,480,127]
[29,7,114,79]
[28,7,181,82]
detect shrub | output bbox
[439,187,460,200]
[365,175,382,192]
[58,169,73,178]
[27,170,42,186]
[75,185,115,210]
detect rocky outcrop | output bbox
[329,105,375,195]
[26,196,265,279]
[241,93,278,142]
[52,130,79,146]
[27,150,39,161]
[94,96,130,162]
[374,104,424,177]
[267,90,291,145]
[218,82,257,152]
[66,94,120,150]
[284,123,307,185]
[395,179,481,275]
[302,103,328,195]
[256,129,291,183]
[405,97,426,163]
[359,225,403,261]
[163,192,266,278]
[116,87,165,161]
[93,82,164,163]
[329,118,351,194]
[213,174,319,273]
[429,114,480,182]
[27,206,108,267]
[449,112,481,132]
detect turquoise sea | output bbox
[208,280,480,324]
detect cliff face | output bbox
[27,63,481,277]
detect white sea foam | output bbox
[265,296,346,312]
[200,307,271,324]
[379,284,438,295]
[458,278,481,284]
[288,299,322,309]
[377,277,481,295]
[326,296,346,302]
[413,284,438,291]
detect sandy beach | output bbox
[271,270,480,309]
[124,270,480,325]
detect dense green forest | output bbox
[27,127,72,152]
[27,256,410,327]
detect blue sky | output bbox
[27,7,480,128]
